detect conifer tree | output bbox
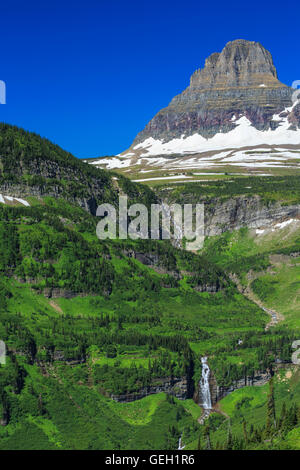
[204,424,212,450]
[266,378,276,436]
[226,420,233,450]
[197,435,201,450]
[279,401,287,430]
[242,419,248,445]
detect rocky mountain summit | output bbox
[190,39,279,89]
[131,39,298,145]
[90,39,300,176]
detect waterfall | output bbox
[200,357,212,410]
[177,434,185,450]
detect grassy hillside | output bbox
[156,175,300,205]
[201,223,300,328]
[0,196,298,449]
[185,366,300,450]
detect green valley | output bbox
[0,124,300,450]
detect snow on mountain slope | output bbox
[128,106,300,158]
[89,40,300,177]
[88,102,300,176]
[0,195,30,206]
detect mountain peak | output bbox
[110,39,299,162]
[190,39,279,89]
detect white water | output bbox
[200,357,212,410]
[177,434,185,450]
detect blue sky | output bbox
[0,0,299,158]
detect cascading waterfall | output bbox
[200,357,212,410]
[177,434,185,450]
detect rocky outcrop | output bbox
[0,124,159,216]
[42,288,99,299]
[0,165,112,216]
[209,371,272,405]
[110,376,189,403]
[203,195,300,236]
[194,369,272,407]
[189,40,279,89]
[124,250,181,278]
[161,193,300,237]
[129,40,295,146]
[122,248,223,292]
[289,102,300,129]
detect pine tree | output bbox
[266,378,276,436]
[204,424,212,450]
[226,420,233,450]
[197,435,201,450]
[279,401,287,430]
[283,403,299,432]
[242,419,248,445]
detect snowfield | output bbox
[89,157,132,169]
[90,104,300,174]
[0,195,30,206]
[131,109,300,157]
[256,218,300,235]
[133,175,193,182]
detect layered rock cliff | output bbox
[193,369,272,408]
[119,39,300,158]
[110,376,190,403]
[203,195,300,236]
[208,371,272,406]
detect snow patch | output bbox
[133,175,193,182]
[0,194,30,206]
[132,112,300,157]
[91,158,132,169]
[274,219,297,229]
[15,197,30,207]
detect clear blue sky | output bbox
[0,0,299,158]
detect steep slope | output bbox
[90,40,300,177]
[1,125,300,450]
[133,39,295,145]
[0,123,157,213]
[156,176,300,236]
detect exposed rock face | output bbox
[0,127,158,215]
[209,370,272,405]
[289,102,300,128]
[42,288,99,299]
[122,248,224,292]
[194,367,272,407]
[189,40,278,89]
[127,40,298,149]
[0,171,111,216]
[160,192,300,237]
[203,196,300,236]
[110,376,189,403]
